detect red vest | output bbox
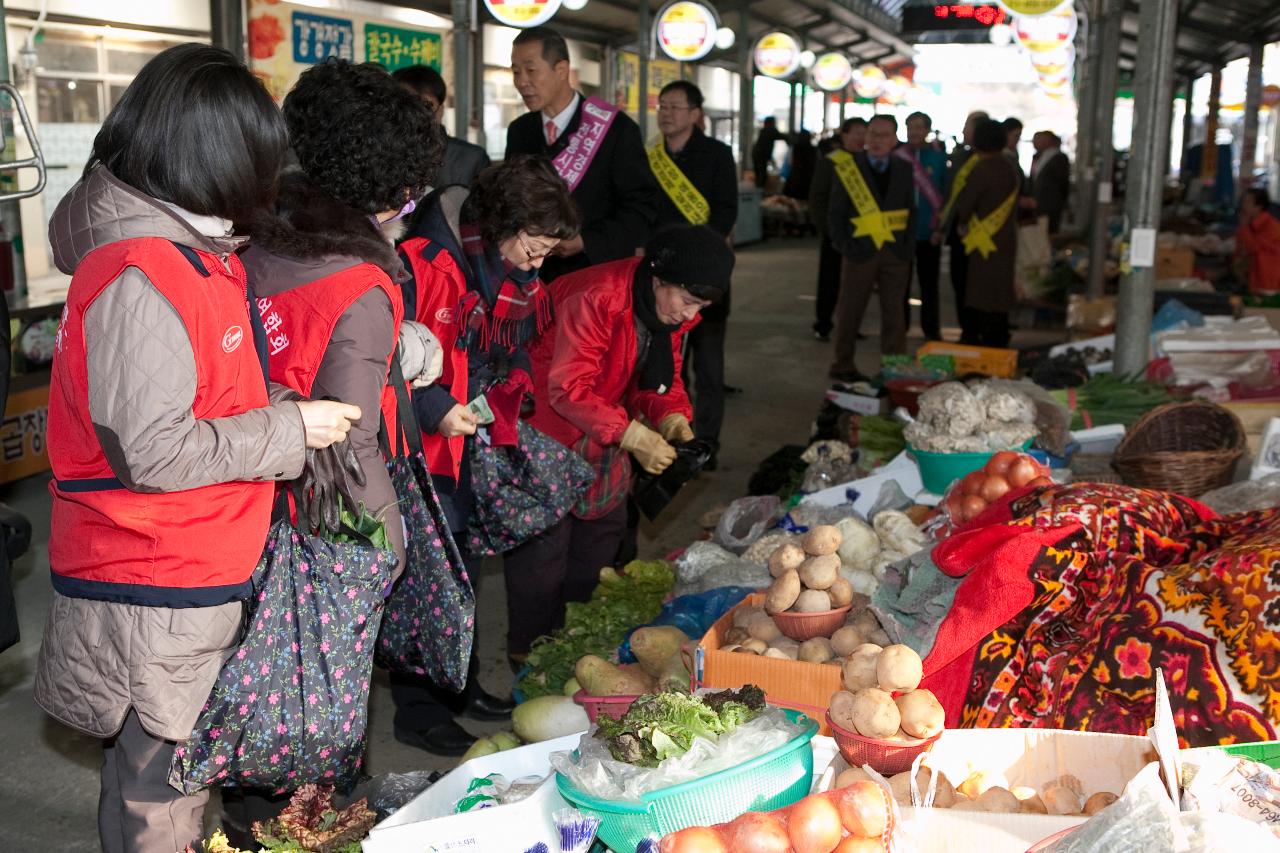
[398,237,469,480]
[48,238,274,607]
[257,263,404,452]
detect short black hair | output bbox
[461,154,581,247]
[512,26,570,67]
[764,116,777,126]
[869,114,898,132]
[974,118,1008,152]
[284,59,443,214]
[906,111,932,130]
[659,80,703,110]
[840,117,867,132]
[85,44,287,223]
[1246,187,1271,209]
[1003,117,1023,132]
[392,64,446,105]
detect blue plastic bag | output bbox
[617,586,755,663]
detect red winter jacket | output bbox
[527,256,695,452]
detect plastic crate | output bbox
[572,690,638,723]
[917,341,1019,379]
[555,708,818,852]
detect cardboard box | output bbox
[362,735,579,853]
[916,341,1018,378]
[1157,245,1195,279]
[695,592,841,734]
[820,728,1157,852]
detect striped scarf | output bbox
[456,223,553,352]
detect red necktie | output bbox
[545,119,558,146]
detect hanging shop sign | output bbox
[995,0,1070,17]
[654,1,718,62]
[811,52,853,92]
[482,0,563,29]
[902,4,1009,33]
[880,75,911,105]
[1030,45,1074,75]
[754,31,802,79]
[852,64,887,99]
[1013,8,1077,53]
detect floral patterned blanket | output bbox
[923,482,1280,747]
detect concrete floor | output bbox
[0,236,978,849]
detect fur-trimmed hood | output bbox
[247,168,406,282]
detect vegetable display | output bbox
[942,451,1051,526]
[594,687,766,767]
[904,382,1037,454]
[828,643,945,743]
[848,761,1120,816]
[1048,373,1177,430]
[518,561,675,700]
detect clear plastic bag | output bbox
[1199,473,1280,515]
[364,770,440,819]
[672,541,771,598]
[713,496,781,554]
[549,708,805,802]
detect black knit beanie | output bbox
[645,225,735,301]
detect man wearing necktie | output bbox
[504,26,659,282]
[826,114,916,382]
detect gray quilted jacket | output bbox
[34,167,308,741]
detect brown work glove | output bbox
[620,419,677,475]
[657,413,695,444]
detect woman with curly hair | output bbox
[390,155,580,755]
[242,59,444,572]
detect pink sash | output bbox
[551,96,620,194]
[894,146,944,227]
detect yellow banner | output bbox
[938,154,978,227]
[962,189,1019,258]
[830,150,908,249]
[648,141,710,226]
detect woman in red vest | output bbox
[34,46,361,853]
[508,225,734,657]
[391,155,579,755]
[242,60,443,575]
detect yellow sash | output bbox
[830,150,908,249]
[938,154,978,227]
[648,141,710,226]
[962,189,1019,258]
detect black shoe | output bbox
[464,688,516,721]
[394,721,477,757]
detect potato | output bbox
[957,770,1009,800]
[823,659,842,666]
[763,648,791,659]
[849,687,900,739]
[574,654,654,696]
[865,628,892,647]
[842,644,883,692]
[836,766,872,788]
[830,625,863,657]
[1083,792,1118,815]
[1040,780,1082,816]
[801,525,843,556]
[721,643,741,652]
[733,605,764,628]
[829,690,857,731]
[888,771,916,805]
[740,638,768,654]
[1018,794,1048,815]
[770,638,800,659]
[765,571,801,613]
[798,637,833,663]
[888,767,954,807]
[630,625,689,677]
[769,543,807,578]
[895,689,945,739]
[793,589,832,613]
[876,644,924,692]
[827,577,855,608]
[732,645,756,654]
[745,612,782,643]
[976,786,1021,813]
[850,609,881,636]
[950,800,983,812]
[725,627,750,645]
[798,553,840,590]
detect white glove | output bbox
[398,320,444,388]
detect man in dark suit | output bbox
[394,64,490,190]
[1031,130,1071,234]
[827,114,916,381]
[505,26,658,281]
[650,80,737,460]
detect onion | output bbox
[986,450,1020,476]
[788,795,844,853]
[726,811,791,853]
[1006,457,1040,488]
[978,474,1011,503]
[960,494,987,521]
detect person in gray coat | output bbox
[1031,130,1071,234]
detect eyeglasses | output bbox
[517,233,553,261]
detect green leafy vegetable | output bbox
[1049,373,1179,431]
[594,686,766,767]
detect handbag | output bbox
[373,358,476,691]
[466,420,594,556]
[168,490,395,795]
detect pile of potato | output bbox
[835,764,1119,816]
[828,643,946,742]
[764,525,856,615]
[721,600,893,663]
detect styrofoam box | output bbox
[819,728,1156,853]
[362,734,581,853]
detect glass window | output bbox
[35,32,99,74]
[37,78,102,124]
[107,40,178,75]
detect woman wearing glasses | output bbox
[242,58,443,573]
[390,154,580,755]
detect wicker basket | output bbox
[1111,401,1245,496]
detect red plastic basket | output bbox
[771,604,852,641]
[572,690,639,723]
[826,711,940,775]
